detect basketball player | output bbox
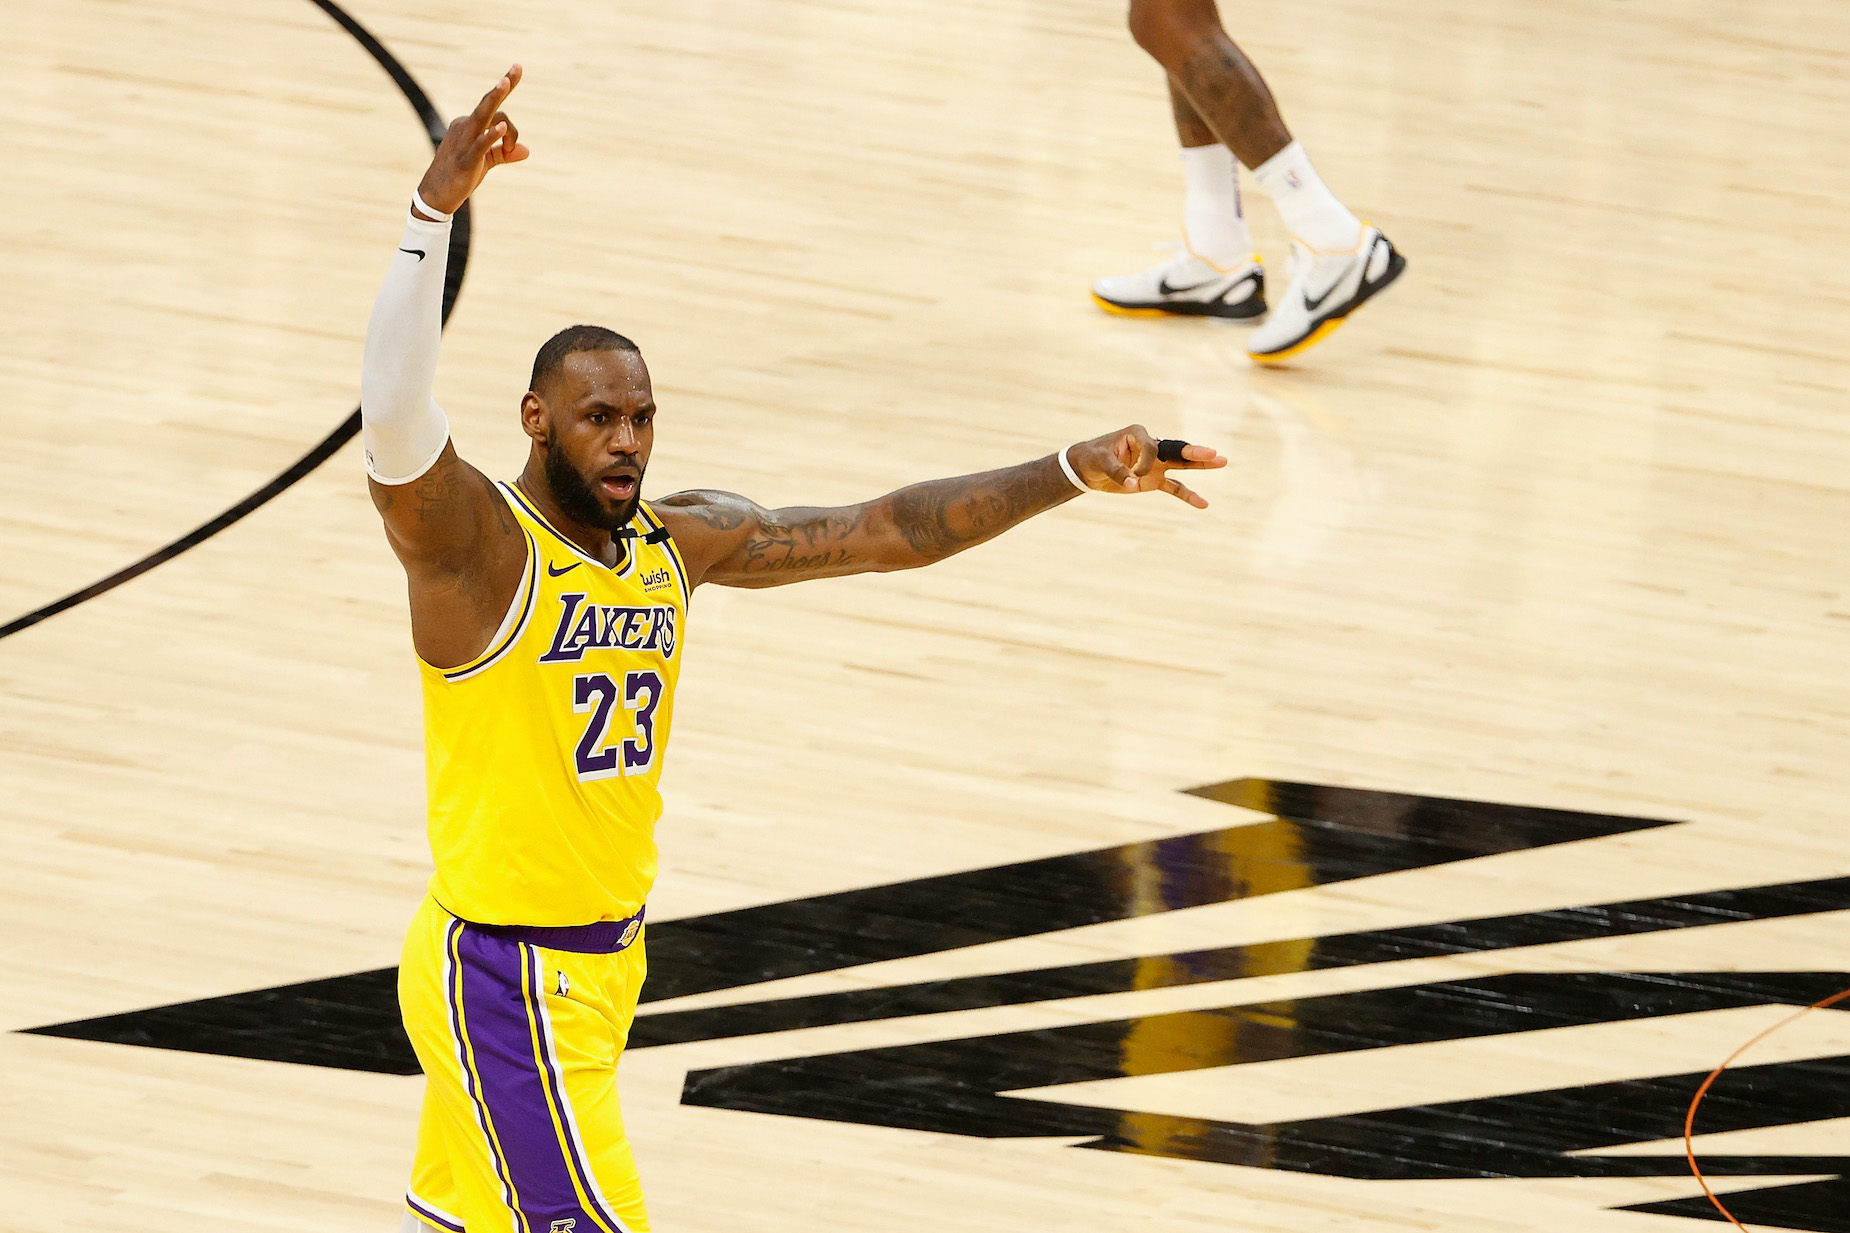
[365,67,1227,1233]
[1089,0,1406,364]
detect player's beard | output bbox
[545,443,642,531]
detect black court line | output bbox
[0,0,470,642]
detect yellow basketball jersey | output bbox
[420,482,691,927]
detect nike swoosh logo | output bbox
[1303,274,1344,313]
[1303,238,1386,313]
[398,247,427,262]
[547,561,582,577]
[1159,274,1225,296]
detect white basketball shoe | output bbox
[1245,226,1406,364]
[1091,247,1267,321]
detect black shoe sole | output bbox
[1248,241,1407,363]
[1329,246,1406,322]
[1091,292,1269,321]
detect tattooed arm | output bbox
[654,425,1226,589]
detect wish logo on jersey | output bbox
[537,592,678,662]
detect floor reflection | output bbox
[24,779,1848,1226]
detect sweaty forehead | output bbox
[553,348,652,404]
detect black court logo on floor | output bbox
[26,780,1850,1232]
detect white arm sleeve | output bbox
[360,202,454,484]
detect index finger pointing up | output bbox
[473,64,523,122]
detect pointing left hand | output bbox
[1067,425,1228,508]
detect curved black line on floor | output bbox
[0,0,470,642]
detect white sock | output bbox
[1252,141,1364,254]
[1178,143,1251,270]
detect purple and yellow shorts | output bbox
[399,895,650,1233]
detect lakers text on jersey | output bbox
[419,482,692,928]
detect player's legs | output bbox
[1128,0,1291,169]
[403,1066,471,1233]
[1131,0,1358,246]
[1165,80,1252,270]
[543,939,650,1229]
[1110,0,1405,361]
[1091,77,1266,321]
[399,896,651,1233]
[1166,74,1217,152]
[400,899,489,1233]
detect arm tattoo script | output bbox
[886,457,1075,563]
[741,509,864,576]
[663,459,1077,588]
[658,489,864,584]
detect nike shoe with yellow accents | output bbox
[1091,248,1266,321]
[1245,226,1406,365]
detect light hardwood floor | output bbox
[5,0,1850,1229]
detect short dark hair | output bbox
[529,324,641,394]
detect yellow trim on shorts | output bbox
[516,945,625,1233]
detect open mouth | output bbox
[599,474,639,501]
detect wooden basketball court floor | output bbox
[7,0,1850,1229]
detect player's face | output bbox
[532,349,655,531]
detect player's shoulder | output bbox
[651,489,762,533]
[650,490,765,584]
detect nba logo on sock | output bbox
[1284,170,1302,189]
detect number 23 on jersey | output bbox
[572,670,663,780]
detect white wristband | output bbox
[412,191,453,223]
[1057,445,1090,494]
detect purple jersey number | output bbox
[622,669,663,773]
[572,670,664,781]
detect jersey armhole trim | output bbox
[638,501,693,608]
[430,527,539,683]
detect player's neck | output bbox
[513,467,624,566]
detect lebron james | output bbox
[365,67,1225,1233]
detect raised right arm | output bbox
[362,66,531,668]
